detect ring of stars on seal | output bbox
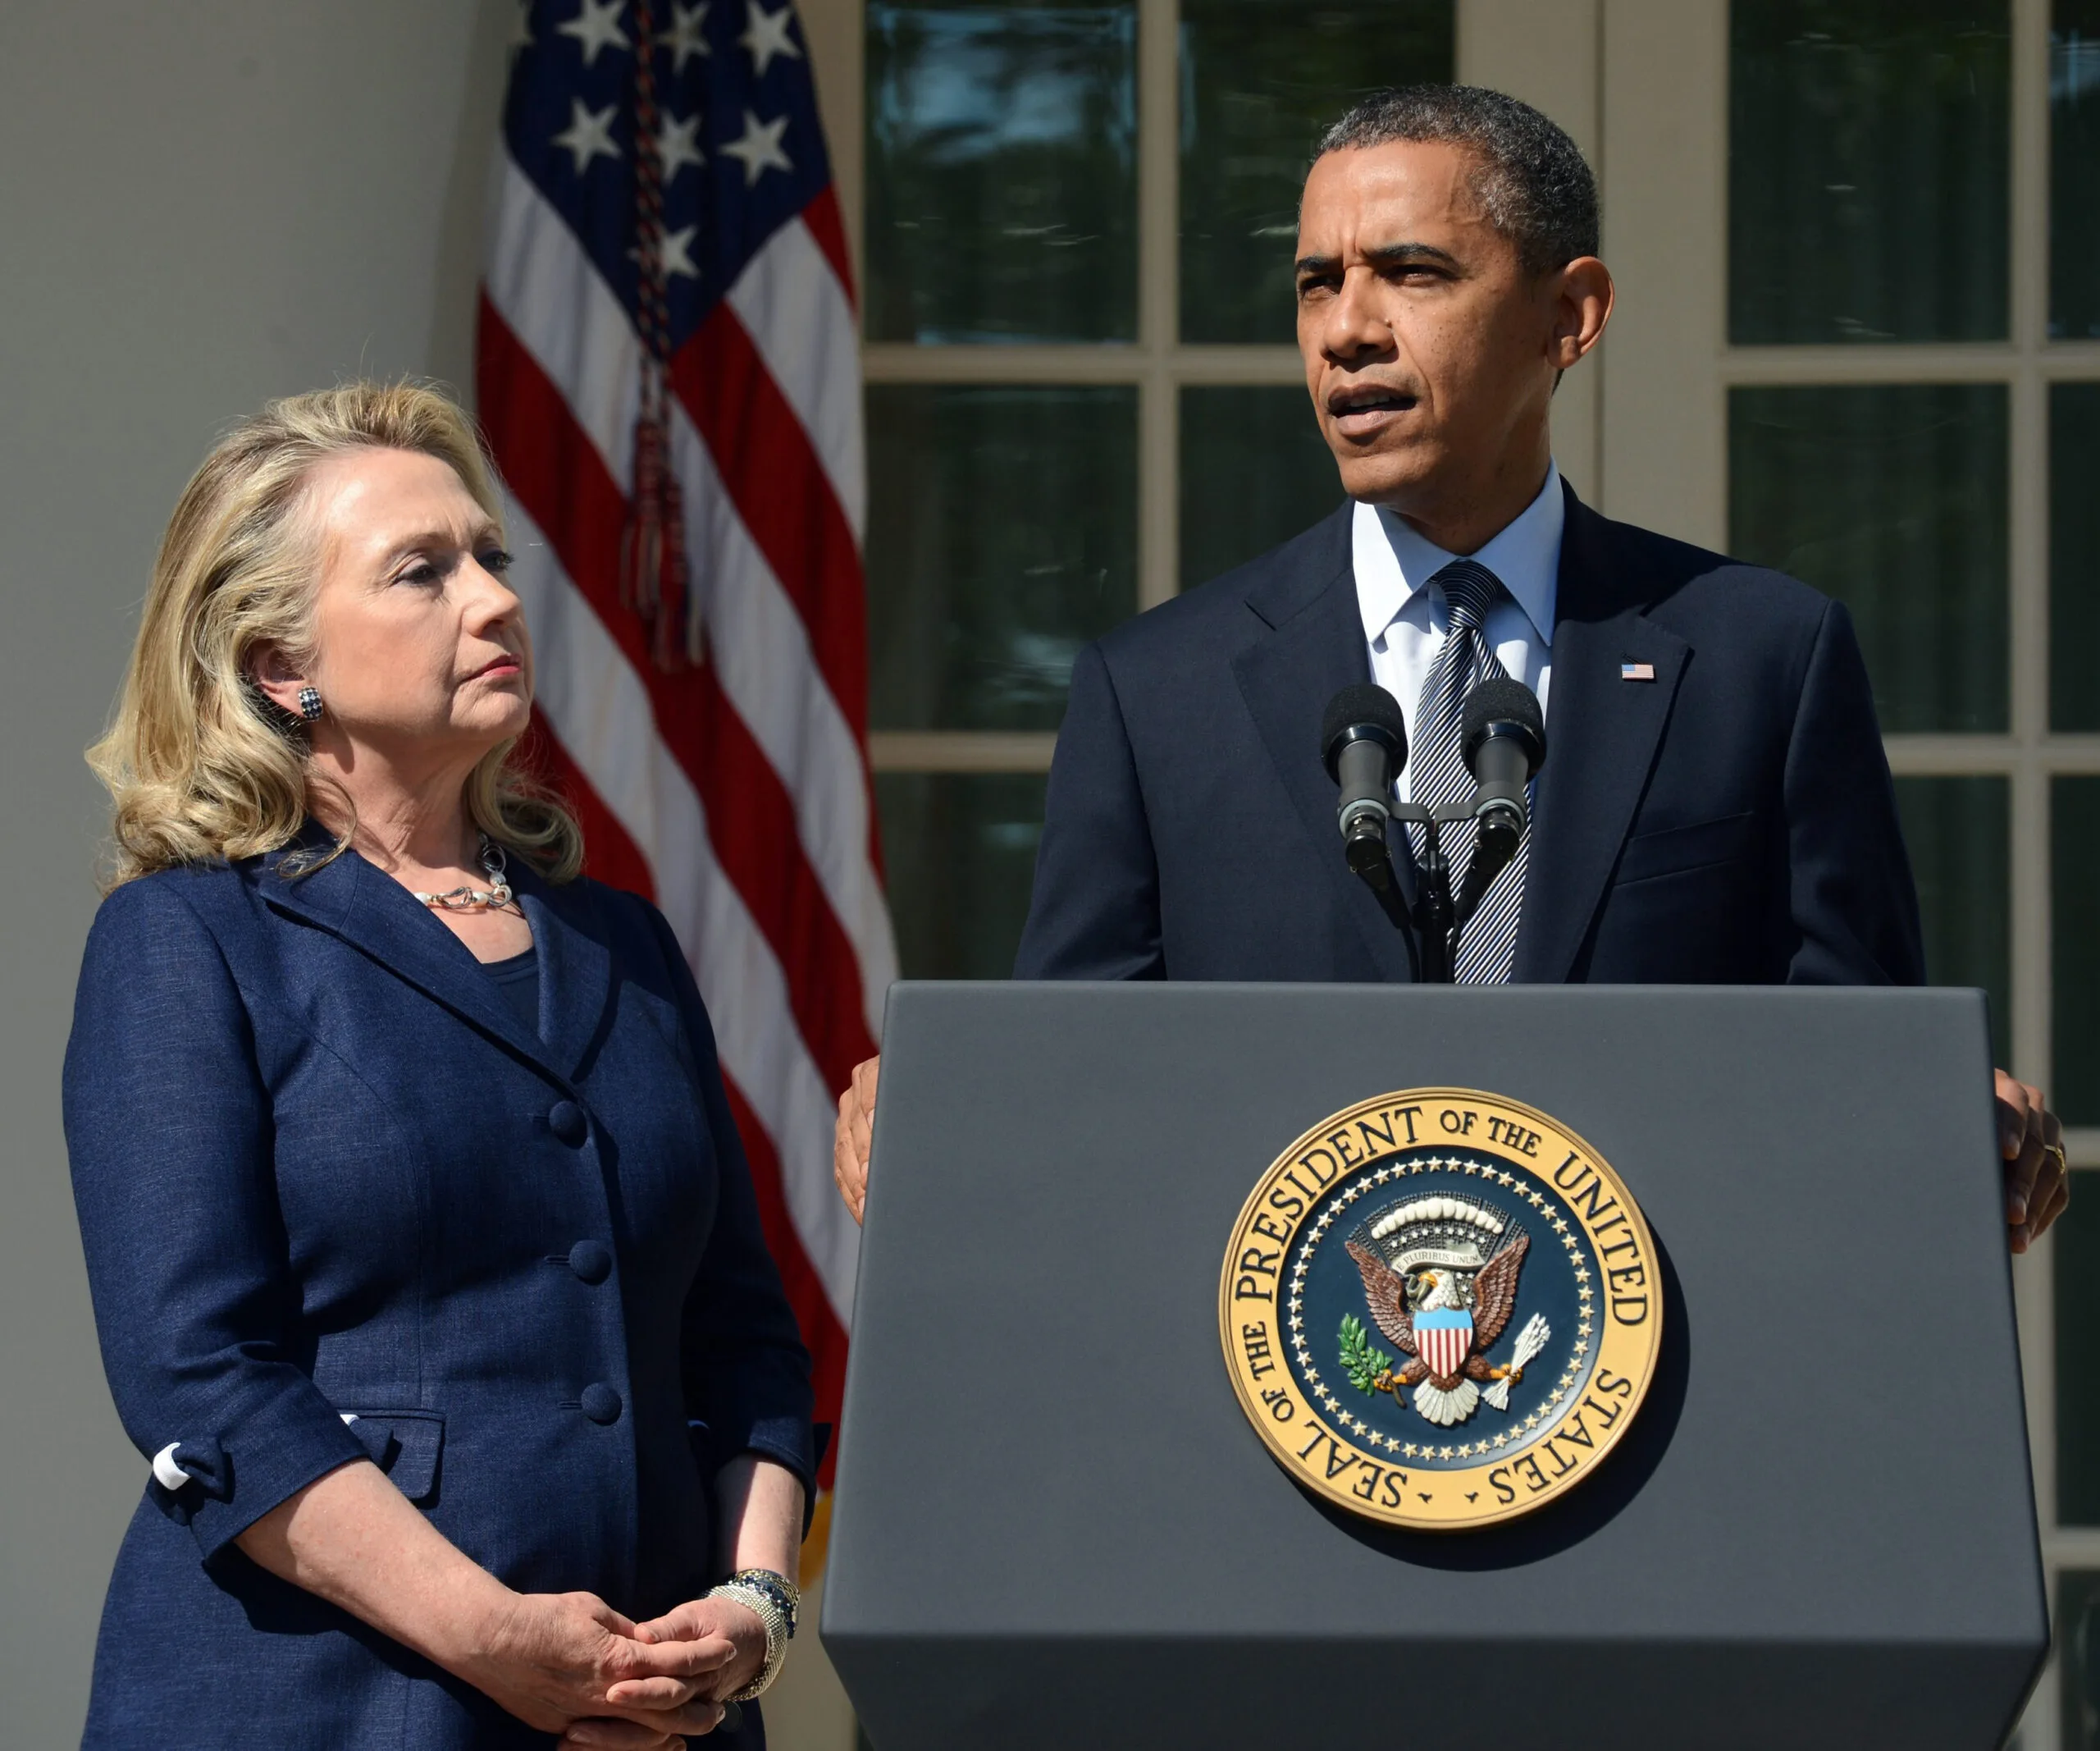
[1218,1088,1662,1532]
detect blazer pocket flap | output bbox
[345,1410,445,1503]
[1614,810,1758,886]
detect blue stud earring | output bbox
[297,686,323,722]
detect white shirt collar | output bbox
[1353,463,1564,649]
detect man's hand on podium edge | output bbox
[834,1055,879,1226]
[1997,1068,2068,1254]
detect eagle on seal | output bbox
[1344,1195,1538,1426]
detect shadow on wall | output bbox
[429,0,515,403]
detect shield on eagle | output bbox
[1414,1306,1472,1378]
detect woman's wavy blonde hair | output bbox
[89,380,582,889]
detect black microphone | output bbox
[1322,684,1408,883]
[1459,678,1546,908]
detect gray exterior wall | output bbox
[0,6,511,1740]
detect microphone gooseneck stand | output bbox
[1394,802,1462,985]
[1344,799,1491,985]
[1340,810,1422,982]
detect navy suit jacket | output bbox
[1017,484,1926,985]
[64,839,813,1749]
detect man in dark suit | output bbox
[837,85,2066,1248]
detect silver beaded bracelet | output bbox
[710,1569,800,1702]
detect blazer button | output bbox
[548,1100,587,1146]
[580,1383,623,1424]
[568,1239,613,1285]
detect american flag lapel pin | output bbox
[1621,661,1656,682]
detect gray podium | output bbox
[821,984,2046,1750]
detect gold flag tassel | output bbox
[621,385,689,674]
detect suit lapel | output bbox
[1515,490,1691,982]
[516,870,617,1082]
[1230,509,1418,982]
[258,837,613,1086]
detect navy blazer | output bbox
[1018,484,1925,985]
[64,838,813,1748]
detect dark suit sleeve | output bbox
[1014,640,1166,980]
[63,880,367,1566]
[639,903,816,1495]
[1779,600,1927,985]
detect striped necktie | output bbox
[1408,558,1526,985]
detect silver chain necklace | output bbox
[412,836,514,912]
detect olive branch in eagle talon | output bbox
[1341,1223,1551,1426]
[1337,1314,1392,1393]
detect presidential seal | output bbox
[1218,1088,1660,1531]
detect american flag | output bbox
[477,0,892,1493]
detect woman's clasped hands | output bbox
[452,1586,770,1750]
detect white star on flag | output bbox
[558,0,630,66]
[659,2,711,71]
[660,223,700,278]
[552,98,620,173]
[739,0,802,75]
[628,221,699,277]
[508,0,533,59]
[720,107,792,185]
[657,112,705,181]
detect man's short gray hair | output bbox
[1316,85,1599,278]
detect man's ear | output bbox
[246,642,308,719]
[1549,255,1615,372]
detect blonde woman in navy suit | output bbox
[66,382,810,1749]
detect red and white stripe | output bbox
[1419,1323,1472,1379]
[479,154,891,1465]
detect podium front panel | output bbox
[822,984,2044,1750]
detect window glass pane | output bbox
[1729,0,2010,344]
[2068,1567,2100,1748]
[1728,385,2008,734]
[1178,0,1453,345]
[865,0,1138,343]
[2061,1182,2100,1526]
[2054,1,2100,337]
[2055,384,2100,730]
[866,384,1138,730]
[2070,1566,2100,1746]
[2055,778,2100,1123]
[876,773,1049,976]
[1893,778,2010,1065]
[1180,385,1344,587]
[2069,1570,2100,1747]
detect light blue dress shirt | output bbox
[1350,463,1564,801]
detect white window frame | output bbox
[805,0,1602,781]
[1606,8,2076,1735]
[797,0,2075,1736]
